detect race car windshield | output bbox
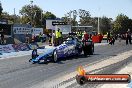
[63,38,75,44]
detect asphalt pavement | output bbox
[0,40,132,88]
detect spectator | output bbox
[107,32,110,43]
[82,31,89,41]
[48,33,52,45]
[42,34,47,42]
[118,34,121,42]
[0,29,4,44]
[55,28,61,46]
[109,36,115,45]
[25,33,30,43]
[126,29,131,45]
[32,34,36,43]
[52,32,55,45]
[60,32,63,44]
[39,32,43,42]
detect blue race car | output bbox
[29,37,83,64]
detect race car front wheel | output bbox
[52,50,58,63]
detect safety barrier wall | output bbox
[0,43,45,54]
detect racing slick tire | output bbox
[52,50,58,63]
[29,59,32,62]
[89,45,94,55]
[83,45,89,57]
[75,47,79,57]
[84,50,88,57]
[76,75,87,85]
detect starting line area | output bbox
[0,43,108,60]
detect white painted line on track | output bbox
[29,50,132,88]
[99,61,132,88]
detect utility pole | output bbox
[30,0,33,27]
[0,1,3,19]
[98,7,100,34]
[41,10,43,26]
[98,17,100,34]
[14,8,16,23]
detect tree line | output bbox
[0,2,132,34]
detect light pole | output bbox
[98,17,100,34]
[13,8,16,23]
[30,0,33,26]
[41,10,43,26]
[97,8,100,34]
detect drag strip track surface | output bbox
[0,41,131,88]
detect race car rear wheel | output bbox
[90,45,94,55]
[53,50,58,63]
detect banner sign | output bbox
[32,28,43,34]
[13,27,32,34]
[56,25,71,34]
[0,44,15,53]
[52,21,67,26]
[12,44,29,51]
[46,20,61,30]
[13,27,43,34]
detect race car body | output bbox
[29,37,83,64]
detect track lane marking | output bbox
[29,50,132,88]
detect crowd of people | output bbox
[31,32,47,43]
[0,27,131,46]
[45,28,93,46]
[106,32,115,45]
[106,29,132,45]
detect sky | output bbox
[0,0,132,20]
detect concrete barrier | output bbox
[0,43,45,54]
[12,43,29,51]
[0,44,15,53]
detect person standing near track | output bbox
[107,32,110,43]
[126,29,131,45]
[82,31,89,41]
[76,29,82,40]
[0,29,4,44]
[55,28,61,46]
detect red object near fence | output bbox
[92,34,103,43]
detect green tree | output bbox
[43,11,56,19]
[0,2,3,18]
[87,17,98,31]
[61,16,68,23]
[79,11,91,26]
[19,4,43,27]
[100,16,112,34]
[1,12,14,24]
[42,11,56,28]
[113,14,131,34]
